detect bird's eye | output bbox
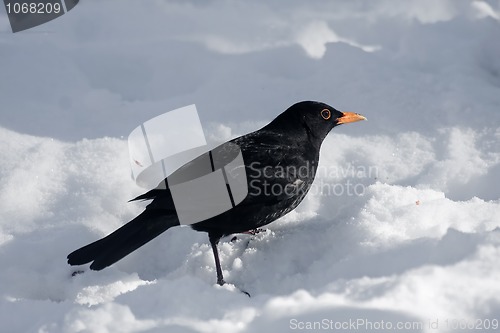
[320,109,331,120]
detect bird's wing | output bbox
[233,132,311,205]
[129,130,310,215]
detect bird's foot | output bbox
[216,279,251,297]
[231,228,267,242]
[243,228,266,235]
[71,270,84,277]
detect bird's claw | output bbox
[71,270,84,277]
[231,228,266,242]
[241,289,251,297]
[216,279,251,297]
[243,228,266,236]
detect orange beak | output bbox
[336,112,367,125]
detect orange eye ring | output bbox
[321,109,331,120]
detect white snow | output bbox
[1,1,500,332]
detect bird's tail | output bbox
[67,209,178,270]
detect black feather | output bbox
[67,209,179,270]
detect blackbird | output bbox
[67,101,366,289]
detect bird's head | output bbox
[267,101,366,146]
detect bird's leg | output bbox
[209,234,251,297]
[209,234,225,286]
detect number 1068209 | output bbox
[5,2,62,14]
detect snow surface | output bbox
[1,1,500,332]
